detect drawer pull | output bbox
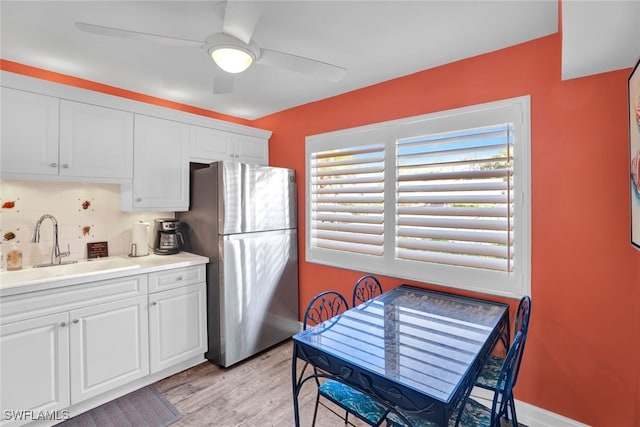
[176,276,183,281]
[62,164,69,169]
[60,321,67,327]
[72,319,79,324]
[150,301,158,306]
[50,162,58,168]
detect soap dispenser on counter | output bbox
[6,241,22,271]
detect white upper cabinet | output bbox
[189,125,268,165]
[59,100,133,180]
[189,125,232,162]
[234,134,269,164]
[121,114,189,212]
[1,87,60,177]
[1,88,133,183]
[1,73,272,196]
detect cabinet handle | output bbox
[62,164,69,169]
[60,321,67,327]
[176,276,183,281]
[72,319,79,324]
[135,198,142,202]
[150,301,158,306]
[50,162,58,168]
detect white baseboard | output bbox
[471,388,590,427]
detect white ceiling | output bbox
[561,0,639,81]
[0,1,638,121]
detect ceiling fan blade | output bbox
[221,1,265,45]
[258,49,347,82]
[75,22,204,48]
[213,69,235,94]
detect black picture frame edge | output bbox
[629,56,640,250]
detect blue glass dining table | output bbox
[291,285,510,426]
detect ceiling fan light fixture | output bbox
[210,47,254,73]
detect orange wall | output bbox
[253,33,640,426]
[3,30,639,425]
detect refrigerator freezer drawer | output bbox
[216,229,300,367]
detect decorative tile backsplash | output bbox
[0,180,172,267]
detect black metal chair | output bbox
[301,291,388,426]
[386,332,526,427]
[474,296,531,427]
[352,275,383,307]
[302,290,349,329]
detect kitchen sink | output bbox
[50,257,140,275]
[1,257,141,288]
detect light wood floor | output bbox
[155,338,368,427]
[155,339,521,427]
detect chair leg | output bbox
[311,392,321,427]
[509,397,519,427]
[344,410,349,425]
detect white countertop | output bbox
[0,252,209,297]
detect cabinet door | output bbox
[69,295,149,404]
[129,115,189,211]
[59,100,133,181]
[0,313,70,421]
[233,134,268,165]
[149,283,206,373]
[189,125,234,163]
[0,87,59,176]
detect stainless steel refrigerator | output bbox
[178,161,300,367]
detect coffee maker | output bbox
[152,218,182,255]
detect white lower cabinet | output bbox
[0,263,207,426]
[0,313,70,426]
[69,295,149,403]
[149,283,206,373]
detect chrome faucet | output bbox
[31,214,76,268]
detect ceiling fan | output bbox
[75,1,347,94]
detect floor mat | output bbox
[56,385,181,427]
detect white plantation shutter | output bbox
[395,125,514,272]
[310,143,385,256]
[306,96,530,298]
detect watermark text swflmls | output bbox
[3,409,71,421]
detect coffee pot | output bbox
[152,218,183,255]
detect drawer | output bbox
[148,265,205,293]
[1,274,148,324]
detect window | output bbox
[306,97,530,298]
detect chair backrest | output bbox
[490,331,524,426]
[352,275,383,307]
[303,291,349,330]
[512,296,531,387]
[514,295,531,337]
